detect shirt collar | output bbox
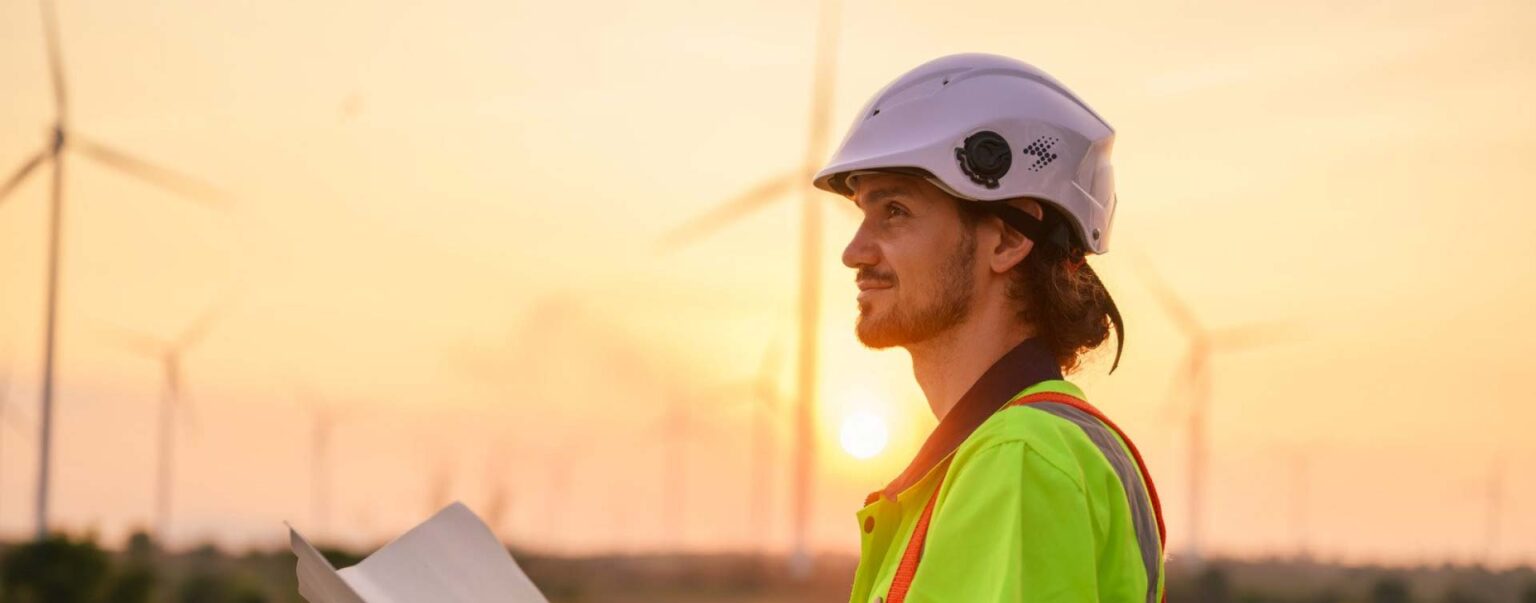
[870,336,1062,504]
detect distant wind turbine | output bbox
[1136,259,1291,564]
[298,388,348,544]
[1289,449,1310,560]
[427,459,455,519]
[0,0,229,540]
[627,379,736,552]
[711,343,786,553]
[745,344,783,552]
[1484,455,1505,566]
[656,0,845,575]
[99,300,229,543]
[649,387,696,551]
[537,436,610,554]
[481,447,513,541]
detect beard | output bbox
[855,228,976,349]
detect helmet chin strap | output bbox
[980,202,1126,375]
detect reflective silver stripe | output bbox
[1029,403,1161,603]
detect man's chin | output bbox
[855,313,908,349]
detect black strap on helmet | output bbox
[981,202,1071,250]
[976,202,1126,374]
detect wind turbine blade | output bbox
[1131,255,1203,337]
[1212,322,1296,351]
[0,150,49,207]
[655,174,795,250]
[40,0,68,118]
[72,137,229,207]
[0,349,29,434]
[96,323,167,359]
[175,293,238,351]
[0,366,31,436]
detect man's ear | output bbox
[988,198,1045,275]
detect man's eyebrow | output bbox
[854,186,912,209]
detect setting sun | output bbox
[838,411,889,460]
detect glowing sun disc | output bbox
[839,411,888,459]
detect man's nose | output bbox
[842,219,878,269]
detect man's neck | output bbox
[906,300,1035,421]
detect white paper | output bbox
[290,501,550,603]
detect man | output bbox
[814,54,1166,602]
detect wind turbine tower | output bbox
[656,0,843,576]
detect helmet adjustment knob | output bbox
[956,130,1011,189]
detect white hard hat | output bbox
[814,53,1118,255]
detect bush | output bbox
[104,564,157,603]
[0,534,111,603]
[178,571,268,603]
[1372,576,1412,603]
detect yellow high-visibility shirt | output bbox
[848,340,1164,603]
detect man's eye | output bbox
[885,204,908,218]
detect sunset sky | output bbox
[0,0,1533,567]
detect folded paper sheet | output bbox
[290,502,549,603]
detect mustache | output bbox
[856,268,896,286]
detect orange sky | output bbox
[0,0,1534,567]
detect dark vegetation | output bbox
[2,532,1532,603]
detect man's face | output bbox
[842,173,978,349]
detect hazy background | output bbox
[0,0,1532,569]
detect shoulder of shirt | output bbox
[950,379,1098,484]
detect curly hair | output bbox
[959,200,1122,374]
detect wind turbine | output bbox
[293,383,356,545]
[1136,260,1289,565]
[427,458,455,519]
[744,344,783,553]
[1289,449,1310,560]
[305,393,346,544]
[99,300,228,543]
[710,343,786,553]
[0,354,34,528]
[644,387,695,551]
[1484,455,1505,566]
[481,446,513,542]
[656,0,844,575]
[0,0,228,539]
[631,380,730,552]
[536,435,610,555]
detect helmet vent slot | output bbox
[1022,136,1060,171]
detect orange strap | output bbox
[884,391,1166,603]
[883,462,944,603]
